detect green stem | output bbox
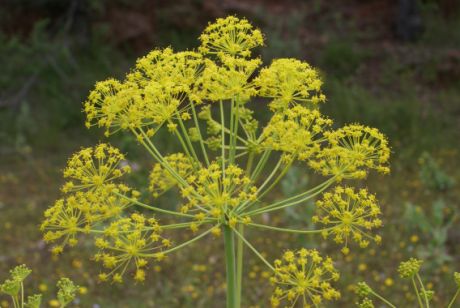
[233,228,275,272]
[256,160,292,199]
[114,192,195,218]
[246,152,254,175]
[369,290,397,308]
[220,101,226,175]
[174,112,201,167]
[246,181,331,216]
[134,129,188,187]
[20,283,24,308]
[416,273,430,308]
[223,225,236,308]
[447,288,460,308]
[250,150,271,181]
[190,102,210,166]
[412,277,424,308]
[235,224,244,308]
[160,226,216,255]
[247,223,332,234]
[11,295,18,308]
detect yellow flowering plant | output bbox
[41,16,393,307]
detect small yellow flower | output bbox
[38,283,48,292]
[79,286,88,295]
[384,278,394,286]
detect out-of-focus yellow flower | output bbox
[384,278,394,287]
[79,286,88,295]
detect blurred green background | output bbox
[1,0,459,307]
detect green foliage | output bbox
[320,41,368,79]
[418,152,455,191]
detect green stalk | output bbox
[190,102,210,166]
[220,101,226,175]
[159,227,216,256]
[250,150,271,181]
[223,225,236,308]
[247,223,333,234]
[447,288,460,308]
[235,224,244,308]
[20,283,24,308]
[233,228,275,272]
[114,192,195,218]
[416,273,430,308]
[246,181,332,216]
[174,112,201,168]
[412,277,424,308]
[369,290,397,308]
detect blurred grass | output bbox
[1,1,460,307]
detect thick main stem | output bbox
[223,225,236,308]
[235,224,244,308]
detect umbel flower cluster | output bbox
[41,16,391,307]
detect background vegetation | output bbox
[1,0,459,307]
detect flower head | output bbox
[196,55,260,102]
[355,282,373,297]
[84,79,147,136]
[270,249,340,307]
[313,186,382,253]
[41,185,137,251]
[357,298,375,308]
[180,163,257,222]
[149,153,194,198]
[455,272,460,287]
[62,144,131,193]
[0,265,32,297]
[56,278,79,307]
[398,258,423,278]
[94,213,169,283]
[309,124,390,180]
[199,16,264,58]
[127,48,202,96]
[255,58,325,110]
[261,106,332,161]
